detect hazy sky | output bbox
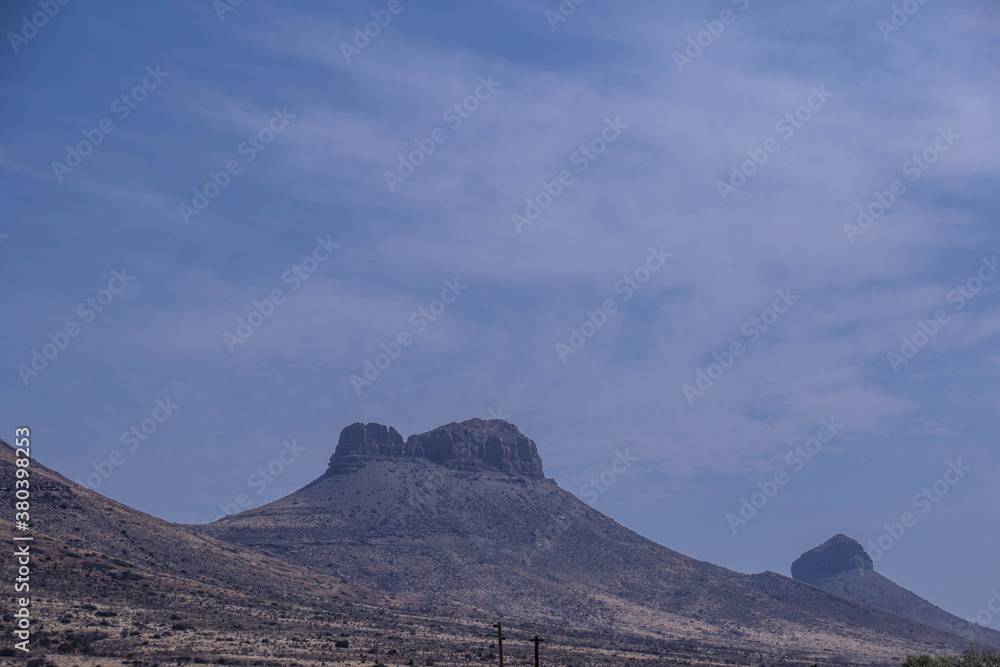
[2,0,998,628]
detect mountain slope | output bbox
[793,535,1000,647]
[3,432,941,667]
[198,418,990,662]
[0,437,461,664]
[0,436,347,601]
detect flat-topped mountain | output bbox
[10,423,997,665]
[792,535,1000,647]
[197,418,996,661]
[329,419,545,478]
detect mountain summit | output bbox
[792,535,1000,646]
[792,533,874,584]
[328,418,545,479]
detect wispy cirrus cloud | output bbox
[1,0,998,625]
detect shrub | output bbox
[903,648,1000,667]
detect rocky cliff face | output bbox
[791,534,873,584]
[328,418,545,479]
[326,422,408,474]
[335,422,408,457]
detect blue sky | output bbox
[2,0,998,626]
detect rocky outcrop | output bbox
[335,422,407,457]
[790,534,1000,647]
[408,419,545,479]
[327,418,545,479]
[791,534,873,584]
[327,422,408,474]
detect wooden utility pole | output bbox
[493,622,504,667]
[532,635,544,667]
